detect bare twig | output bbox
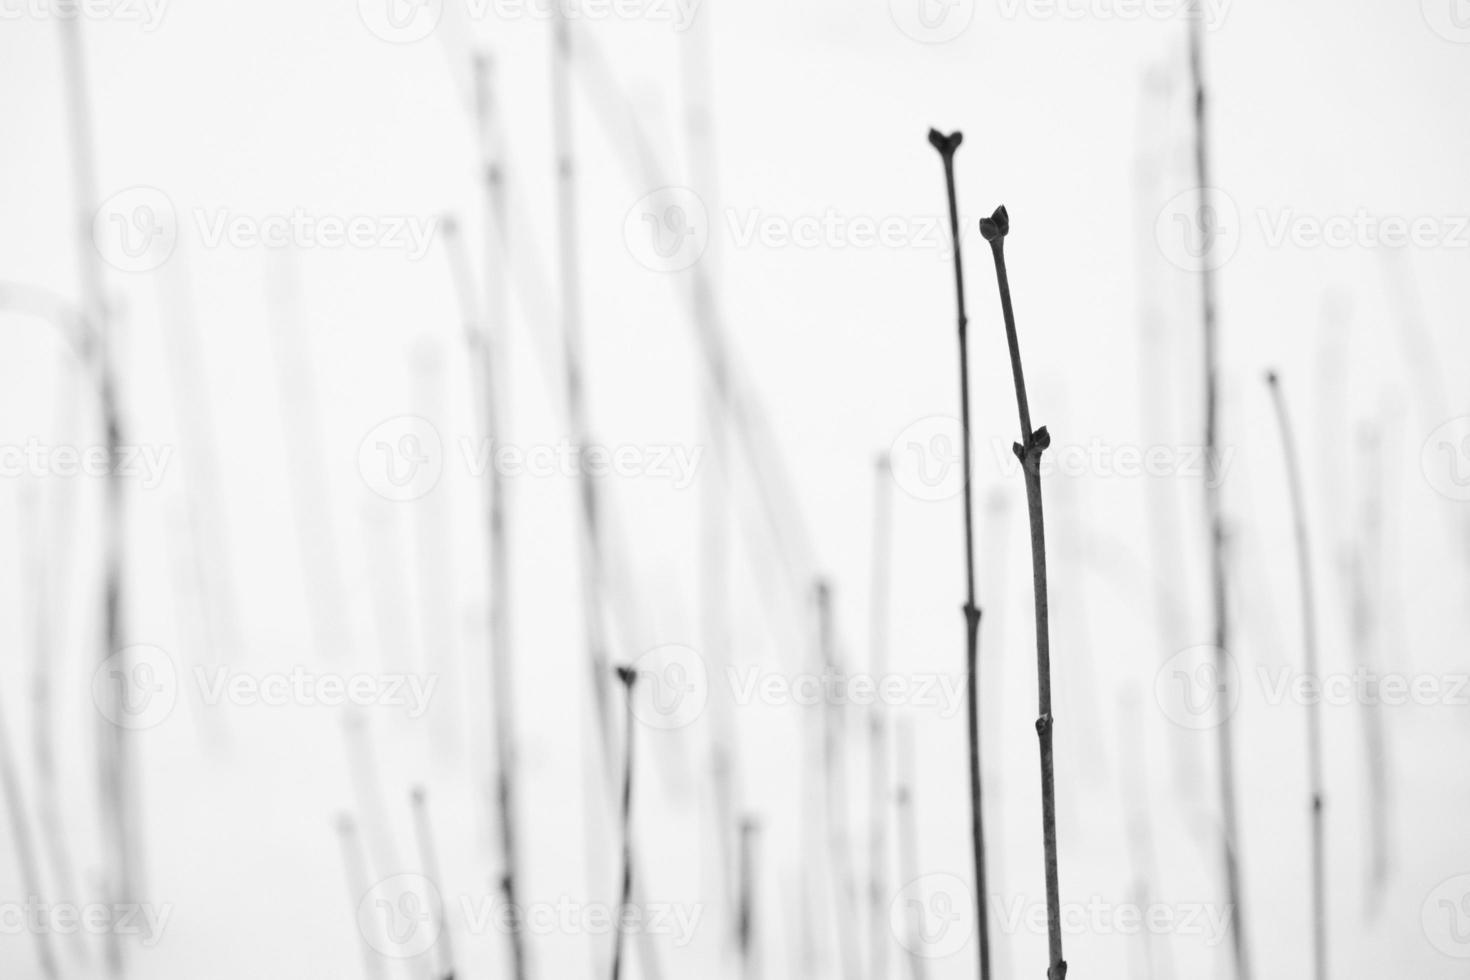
[739,817,761,980]
[470,54,529,980]
[979,205,1065,980]
[335,814,388,980]
[927,127,992,980]
[1187,13,1250,977]
[895,717,926,980]
[411,787,456,980]
[0,691,58,978]
[1265,371,1326,980]
[815,580,861,980]
[869,455,894,980]
[611,667,638,980]
[58,13,133,974]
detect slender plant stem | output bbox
[611,667,638,980]
[895,717,926,980]
[335,815,389,980]
[1265,372,1326,980]
[1350,423,1389,915]
[1187,15,1250,979]
[738,817,760,980]
[471,54,529,980]
[927,127,991,980]
[58,14,132,975]
[410,787,456,980]
[0,691,58,978]
[869,456,894,980]
[815,580,861,980]
[980,205,1065,980]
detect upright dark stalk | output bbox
[1350,423,1389,914]
[335,814,389,980]
[411,787,456,980]
[979,205,1065,980]
[869,456,894,980]
[1188,15,1250,977]
[550,0,614,748]
[58,13,131,974]
[471,54,528,980]
[927,127,991,980]
[738,817,761,980]
[1265,372,1326,980]
[0,691,58,978]
[894,717,926,980]
[611,667,638,980]
[815,580,861,980]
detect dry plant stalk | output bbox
[979,204,1065,980]
[927,127,992,980]
[471,54,529,980]
[1187,13,1251,978]
[611,667,638,980]
[1265,372,1326,980]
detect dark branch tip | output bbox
[615,665,637,688]
[927,128,962,157]
[1265,369,1279,387]
[979,205,1010,242]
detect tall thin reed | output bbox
[894,717,925,980]
[978,205,1065,980]
[815,580,861,980]
[410,787,456,980]
[471,54,529,980]
[927,127,991,980]
[1187,13,1250,977]
[0,691,58,978]
[1265,371,1326,980]
[611,666,638,980]
[58,13,132,973]
[869,455,894,980]
[1350,423,1389,914]
[335,814,388,980]
[739,817,760,980]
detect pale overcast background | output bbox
[1,0,1468,977]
